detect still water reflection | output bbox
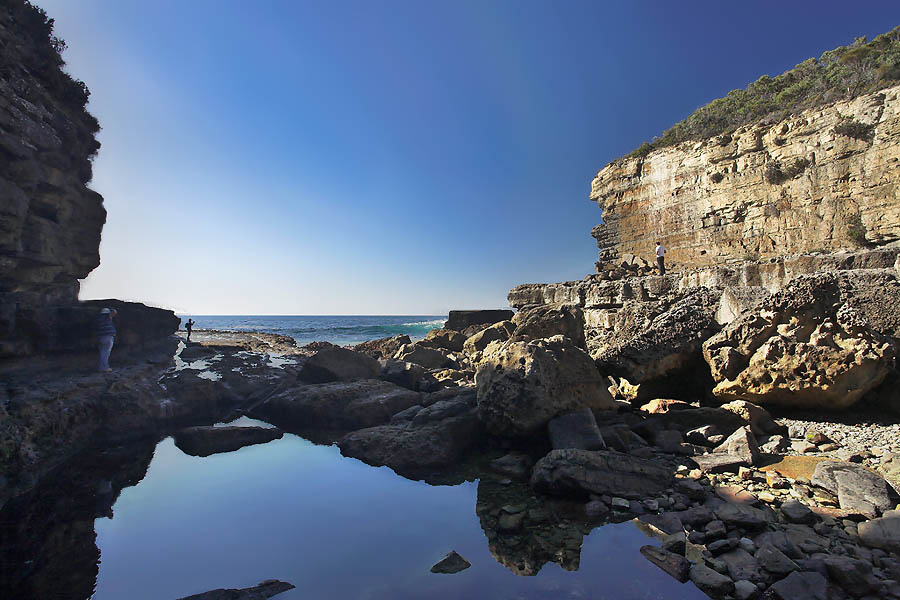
[89,429,707,600]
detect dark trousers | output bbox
[657,256,665,275]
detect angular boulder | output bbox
[172,426,284,457]
[510,304,587,349]
[475,335,615,437]
[299,346,380,383]
[462,320,515,355]
[858,509,900,552]
[703,271,897,409]
[252,380,421,431]
[530,449,674,499]
[352,334,410,359]
[177,580,295,600]
[379,359,427,391]
[714,426,761,466]
[420,328,466,353]
[811,460,894,517]
[394,343,457,370]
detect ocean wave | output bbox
[400,318,446,327]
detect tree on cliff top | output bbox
[617,26,900,162]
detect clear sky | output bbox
[35,0,900,315]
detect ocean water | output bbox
[180,315,447,347]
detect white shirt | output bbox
[656,245,666,257]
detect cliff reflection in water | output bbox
[0,432,706,600]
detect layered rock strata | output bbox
[590,85,900,268]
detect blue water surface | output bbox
[92,431,708,600]
[180,315,447,347]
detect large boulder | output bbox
[251,380,421,431]
[462,320,515,355]
[298,346,380,383]
[811,460,895,517]
[510,304,586,348]
[338,399,482,478]
[172,426,284,457]
[419,328,466,353]
[475,335,615,437]
[703,271,898,409]
[352,334,410,359]
[444,309,514,332]
[394,343,457,370]
[530,449,674,499]
[177,580,295,600]
[858,509,900,552]
[593,288,720,399]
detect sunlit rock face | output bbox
[0,1,106,357]
[590,85,900,269]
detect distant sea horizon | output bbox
[178,315,447,347]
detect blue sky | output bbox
[37,0,900,314]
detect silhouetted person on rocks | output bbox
[655,241,666,275]
[95,308,117,372]
[185,318,194,342]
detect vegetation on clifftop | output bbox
[619,27,900,161]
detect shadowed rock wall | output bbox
[590,85,900,269]
[0,1,106,356]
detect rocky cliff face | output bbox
[590,85,900,269]
[0,2,107,357]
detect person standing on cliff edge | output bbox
[655,241,666,275]
[96,308,117,372]
[185,318,194,342]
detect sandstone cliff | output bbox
[590,85,900,269]
[0,2,107,356]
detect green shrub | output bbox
[833,117,875,140]
[774,136,786,146]
[764,162,784,184]
[847,213,868,246]
[710,172,724,183]
[765,157,810,184]
[614,27,900,162]
[783,157,811,178]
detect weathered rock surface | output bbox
[177,580,295,600]
[172,426,284,457]
[703,271,898,408]
[714,426,761,466]
[444,310,514,332]
[394,343,457,370]
[352,334,410,359]
[589,85,900,268]
[420,328,465,353]
[475,335,615,437]
[252,380,421,432]
[810,461,894,517]
[858,510,900,552]
[462,320,515,356]
[298,346,380,383]
[715,286,772,325]
[530,449,674,499]
[510,304,586,348]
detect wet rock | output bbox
[662,531,687,554]
[714,426,761,466]
[530,449,674,500]
[765,570,828,600]
[177,579,295,600]
[858,510,900,552]
[811,461,894,517]
[689,563,734,597]
[585,499,610,518]
[430,550,471,574]
[253,380,421,431]
[511,304,587,349]
[299,346,380,383]
[638,512,685,536]
[339,409,483,478]
[475,336,615,437]
[172,426,283,457]
[547,408,606,450]
[489,453,534,480]
[640,545,690,582]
